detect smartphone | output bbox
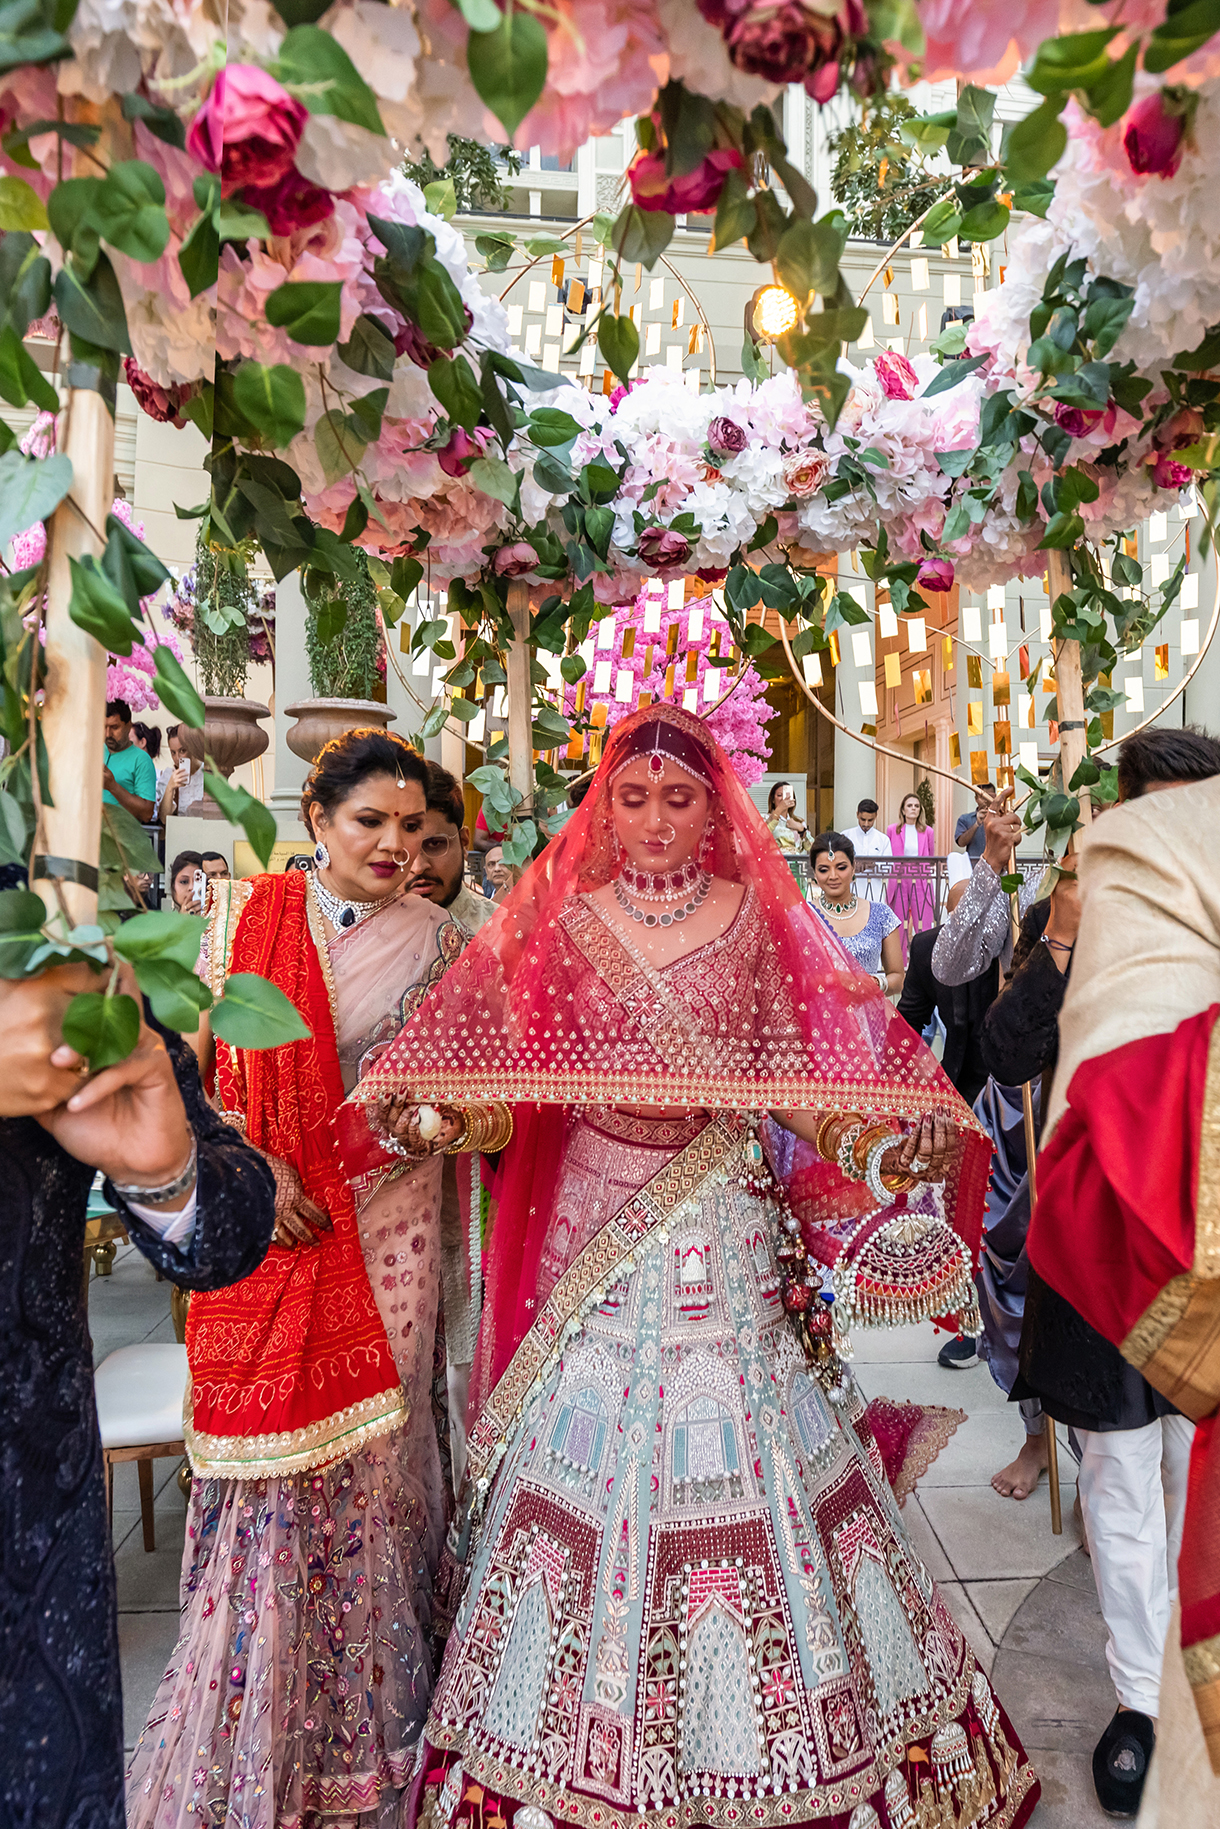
[190,868,207,912]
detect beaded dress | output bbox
[351,706,1040,1829]
[812,899,899,977]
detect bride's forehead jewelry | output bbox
[608,722,713,790]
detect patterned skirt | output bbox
[410,1111,1040,1829]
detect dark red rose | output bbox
[186,65,306,196]
[122,357,198,428]
[727,3,820,83]
[241,169,334,236]
[707,416,748,455]
[628,145,746,215]
[637,526,692,567]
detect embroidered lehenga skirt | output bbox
[412,1111,1040,1829]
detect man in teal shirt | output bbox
[103,699,157,823]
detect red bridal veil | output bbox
[349,704,989,1415]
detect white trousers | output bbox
[1075,1415,1195,1716]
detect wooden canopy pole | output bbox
[35,388,115,926]
[505,578,533,811]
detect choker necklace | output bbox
[618,857,703,902]
[819,892,858,917]
[312,872,388,931]
[613,870,712,929]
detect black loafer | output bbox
[1092,1708,1155,1818]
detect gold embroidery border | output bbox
[1123,1275,1194,1373]
[466,1116,744,1489]
[185,1379,406,1479]
[1196,1019,1220,1278]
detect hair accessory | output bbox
[608,720,714,790]
[313,839,330,870]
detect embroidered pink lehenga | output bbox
[351,706,1040,1829]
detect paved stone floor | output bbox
[99,1247,1116,1821]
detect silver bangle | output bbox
[111,1140,198,1206]
[863,1137,892,1205]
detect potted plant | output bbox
[164,536,273,817]
[284,552,395,763]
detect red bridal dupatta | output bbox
[349,705,990,1480]
[186,871,408,1479]
[1028,777,1220,1771]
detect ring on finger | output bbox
[909,1155,930,1174]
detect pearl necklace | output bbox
[613,870,712,929]
[618,857,703,903]
[311,872,387,931]
[819,892,859,917]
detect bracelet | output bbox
[852,1121,898,1175]
[836,1122,866,1181]
[1041,934,1074,954]
[863,1137,896,1205]
[444,1102,515,1154]
[111,1140,198,1207]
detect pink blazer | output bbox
[886,822,936,857]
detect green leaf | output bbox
[114,909,205,968]
[151,645,205,727]
[93,160,170,264]
[68,553,138,652]
[455,0,501,27]
[211,971,311,1048]
[921,353,987,398]
[233,361,307,448]
[337,313,396,381]
[102,512,170,612]
[0,790,28,865]
[202,770,278,868]
[0,888,48,976]
[741,337,768,383]
[1002,97,1068,184]
[1026,28,1119,93]
[129,955,212,1029]
[609,203,674,270]
[121,91,187,150]
[711,166,755,252]
[475,231,516,272]
[528,406,582,447]
[275,24,384,134]
[1068,756,1101,790]
[466,9,548,139]
[178,209,219,297]
[0,1,72,77]
[1146,0,1220,72]
[0,452,70,555]
[468,453,520,509]
[598,311,638,386]
[957,198,1009,241]
[264,279,343,347]
[423,176,457,220]
[53,251,131,354]
[1083,292,1134,358]
[1038,509,1085,549]
[0,174,45,230]
[921,195,963,247]
[775,217,845,301]
[428,351,482,431]
[1086,39,1138,127]
[0,322,57,411]
[314,411,365,484]
[63,990,141,1069]
[954,84,996,145]
[447,695,480,723]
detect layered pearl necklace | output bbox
[613,868,712,929]
[311,871,387,931]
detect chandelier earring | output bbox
[698,815,716,866]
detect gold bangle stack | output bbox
[815,1110,862,1165]
[814,1109,915,1194]
[443,1101,515,1155]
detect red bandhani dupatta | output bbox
[185,872,404,1479]
[1031,1006,1220,1770]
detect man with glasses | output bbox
[406,762,498,934]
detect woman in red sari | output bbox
[127,729,479,1829]
[351,704,1041,1829]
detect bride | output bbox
[350,704,1039,1829]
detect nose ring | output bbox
[656,823,676,845]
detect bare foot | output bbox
[991,1432,1049,1500]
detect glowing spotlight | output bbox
[753,285,799,340]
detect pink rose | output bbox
[782,448,829,499]
[874,349,919,401]
[707,416,748,455]
[242,169,334,237]
[187,65,307,197]
[917,557,955,592]
[628,145,746,216]
[637,526,692,567]
[1123,90,1188,180]
[727,3,820,82]
[492,541,537,577]
[1151,454,1193,489]
[437,426,491,479]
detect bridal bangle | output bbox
[815,1109,915,1195]
[444,1101,514,1155]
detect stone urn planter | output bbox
[284,698,396,764]
[178,697,272,820]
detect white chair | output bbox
[94,1343,188,1552]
